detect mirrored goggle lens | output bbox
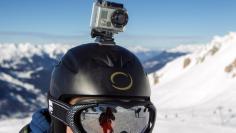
[75,105,150,133]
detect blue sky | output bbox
[0,0,236,49]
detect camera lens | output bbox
[111,9,128,28]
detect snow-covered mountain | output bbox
[148,33,236,131]
[1,33,236,132]
[0,43,185,118]
[0,43,71,118]
[149,32,236,108]
[143,51,186,73]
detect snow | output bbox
[143,61,159,68]
[0,43,72,69]
[1,33,236,132]
[13,67,44,79]
[154,120,236,133]
[1,113,236,133]
[9,92,29,106]
[150,32,236,109]
[0,72,39,93]
[128,45,150,53]
[148,32,236,132]
[14,70,35,79]
[0,43,153,64]
[168,44,205,54]
[0,117,31,133]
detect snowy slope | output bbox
[1,116,236,133]
[148,33,236,132]
[3,37,235,132]
[149,32,236,109]
[0,117,31,133]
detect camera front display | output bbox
[90,0,128,34]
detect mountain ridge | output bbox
[149,32,236,109]
[0,43,186,118]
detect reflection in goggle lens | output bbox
[77,105,150,133]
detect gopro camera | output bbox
[90,0,128,40]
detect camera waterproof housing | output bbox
[90,0,128,44]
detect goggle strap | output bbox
[148,104,156,132]
[48,98,70,126]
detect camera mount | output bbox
[91,29,116,45]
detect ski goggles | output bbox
[48,97,156,133]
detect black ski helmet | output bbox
[49,43,150,99]
[48,43,151,132]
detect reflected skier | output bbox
[99,107,115,133]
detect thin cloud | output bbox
[118,33,209,40]
[117,34,210,49]
[0,31,208,41]
[0,31,87,40]
[0,31,210,49]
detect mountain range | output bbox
[1,33,236,133]
[0,43,187,118]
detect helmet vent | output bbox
[92,53,133,68]
[92,55,114,68]
[106,55,115,67]
[120,56,124,68]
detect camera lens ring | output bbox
[111,9,128,28]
